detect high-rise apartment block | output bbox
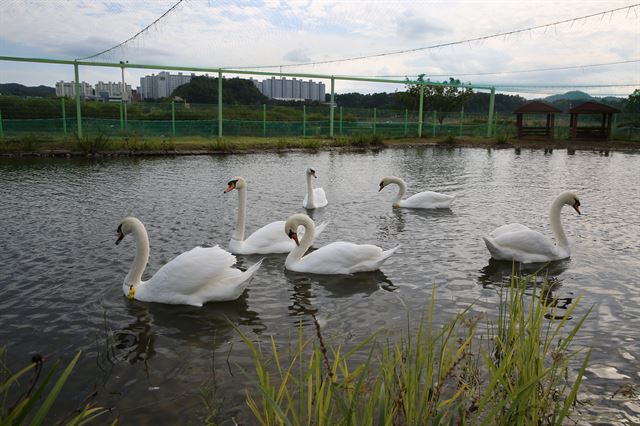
[55,81,94,98]
[95,81,132,99]
[55,81,132,100]
[251,77,326,102]
[139,71,194,100]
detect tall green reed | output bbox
[237,272,591,425]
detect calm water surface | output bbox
[1,147,639,424]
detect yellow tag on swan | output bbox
[128,285,136,300]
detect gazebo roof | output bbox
[569,101,621,114]
[513,101,562,114]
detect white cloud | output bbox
[0,0,638,98]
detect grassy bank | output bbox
[238,273,591,425]
[0,133,638,157]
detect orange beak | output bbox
[288,230,299,246]
[224,183,235,193]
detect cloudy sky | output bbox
[0,0,638,98]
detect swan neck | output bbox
[306,173,314,205]
[233,186,247,241]
[550,197,568,247]
[286,217,315,264]
[391,177,406,206]
[125,223,149,289]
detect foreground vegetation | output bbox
[0,350,108,425]
[1,132,639,157]
[238,273,591,425]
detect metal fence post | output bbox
[432,110,437,137]
[262,103,266,137]
[418,84,424,137]
[339,106,343,135]
[171,100,176,136]
[218,70,223,138]
[73,61,82,138]
[487,87,495,137]
[61,97,67,135]
[303,104,306,137]
[329,77,335,137]
[373,107,377,135]
[404,109,408,136]
[459,106,464,137]
[119,99,124,130]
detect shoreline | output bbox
[1,136,638,158]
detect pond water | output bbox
[1,147,639,424]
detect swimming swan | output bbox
[379,176,455,209]
[302,168,328,209]
[483,191,581,263]
[116,217,262,306]
[224,176,327,254]
[284,213,399,274]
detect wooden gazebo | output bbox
[513,101,562,140]
[569,101,620,140]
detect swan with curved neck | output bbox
[284,213,398,274]
[483,191,582,263]
[302,168,328,209]
[116,217,262,306]
[379,176,455,209]
[224,176,327,254]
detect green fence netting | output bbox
[0,96,638,140]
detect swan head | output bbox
[378,176,394,192]
[306,168,317,178]
[284,213,312,246]
[116,217,143,245]
[559,191,581,215]
[224,176,246,193]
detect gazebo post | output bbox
[513,101,561,140]
[546,114,551,139]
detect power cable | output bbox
[231,3,640,70]
[348,59,640,79]
[76,0,186,61]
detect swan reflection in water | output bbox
[477,258,574,319]
[284,269,396,319]
[97,290,263,372]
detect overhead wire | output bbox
[230,3,640,69]
[76,0,186,61]
[344,59,640,79]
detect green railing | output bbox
[0,96,638,140]
[0,55,500,139]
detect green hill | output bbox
[0,83,55,97]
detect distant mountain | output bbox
[0,83,55,97]
[544,90,592,102]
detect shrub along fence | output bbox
[0,96,638,140]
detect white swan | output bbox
[378,176,455,209]
[284,213,399,274]
[224,176,327,254]
[483,191,582,263]
[302,168,328,209]
[115,217,262,307]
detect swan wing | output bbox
[313,188,328,207]
[290,242,396,274]
[303,188,328,208]
[237,220,293,254]
[233,220,328,254]
[141,246,240,299]
[400,191,455,209]
[484,225,561,263]
[488,223,531,238]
